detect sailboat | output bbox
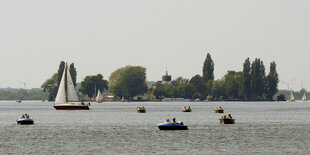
[96,90,103,103]
[302,93,307,101]
[287,90,296,102]
[53,65,89,110]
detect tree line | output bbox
[41,62,147,101]
[153,54,279,101]
[41,54,279,101]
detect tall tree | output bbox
[108,66,131,88]
[57,61,65,86]
[79,74,108,98]
[242,58,251,100]
[250,58,266,99]
[202,53,214,82]
[111,66,148,100]
[69,63,77,87]
[266,62,279,100]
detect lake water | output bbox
[1,100,310,154]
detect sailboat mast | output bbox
[65,64,68,102]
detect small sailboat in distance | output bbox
[53,64,89,110]
[96,89,103,103]
[302,93,307,101]
[287,90,296,102]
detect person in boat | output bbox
[165,118,170,123]
[222,114,226,119]
[188,106,191,109]
[172,118,177,123]
[81,101,84,105]
[23,113,29,118]
[228,114,232,119]
[219,106,222,109]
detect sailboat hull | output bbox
[53,105,89,110]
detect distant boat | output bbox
[182,106,191,112]
[287,90,295,102]
[302,93,307,101]
[53,64,89,110]
[16,97,22,103]
[137,106,146,113]
[95,90,103,103]
[215,106,224,113]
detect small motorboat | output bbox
[137,106,146,113]
[158,122,188,130]
[219,118,235,124]
[215,107,224,113]
[182,106,191,112]
[219,114,235,124]
[182,108,191,112]
[17,117,34,125]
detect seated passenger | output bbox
[188,106,191,109]
[165,118,170,123]
[228,114,232,119]
[222,114,226,119]
[172,118,177,123]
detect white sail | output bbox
[55,68,67,105]
[290,90,295,101]
[66,68,79,102]
[302,93,307,101]
[96,90,103,102]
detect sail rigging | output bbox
[55,65,79,105]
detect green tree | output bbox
[57,61,65,86]
[69,63,77,87]
[111,66,148,100]
[242,58,251,100]
[250,58,266,100]
[212,79,225,100]
[153,86,166,99]
[202,53,214,82]
[204,79,214,98]
[108,66,131,88]
[223,71,242,100]
[266,62,279,100]
[176,84,196,99]
[80,74,108,98]
[174,77,189,85]
[189,75,204,97]
[41,73,58,101]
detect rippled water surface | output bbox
[1,101,310,154]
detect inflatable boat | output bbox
[158,122,188,130]
[17,117,34,125]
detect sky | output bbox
[0,0,309,91]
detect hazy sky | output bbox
[0,0,309,91]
